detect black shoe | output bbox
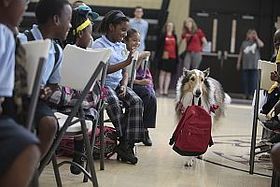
[116,141,138,164]
[262,116,280,131]
[143,130,152,146]
[70,139,84,175]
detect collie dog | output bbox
[176,68,231,120]
[175,68,231,167]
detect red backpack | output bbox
[169,101,213,156]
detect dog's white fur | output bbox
[175,68,231,167]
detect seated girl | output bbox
[123,28,157,146]
[61,5,99,174]
[92,10,145,164]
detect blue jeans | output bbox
[242,69,258,97]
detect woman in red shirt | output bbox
[156,22,179,96]
[180,17,207,70]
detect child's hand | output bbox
[126,48,137,65]
[139,51,151,60]
[40,86,53,100]
[118,85,127,98]
[271,71,280,82]
[139,79,150,86]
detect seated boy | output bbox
[18,0,72,159]
[0,0,40,186]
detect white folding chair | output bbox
[142,55,150,77]
[249,60,276,174]
[22,39,51,131]
[38,44,111,187]
[126,51,139,88]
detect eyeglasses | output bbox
[74,5,99,21]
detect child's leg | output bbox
[119,87,144,143]
[133,85,157,146]
[0,118,40,187]
[105,86,124,137]
[35,101,58,159]
[267,99,280,119]
[37,116,57,158]
[1,145,40,187]
[70,135,84,175]
[274,100,280,116]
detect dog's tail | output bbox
[224,93,231,104]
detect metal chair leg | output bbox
[99,107,105,171]
[52,155,62,187]
[249,69,261,174]
[84,119,98,183]
[80,109,98,187]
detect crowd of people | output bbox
[1,0,280,186]
[0,0,158,185]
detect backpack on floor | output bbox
[169,99,213,156]
[92,126,118,159]
[58,126,117,159]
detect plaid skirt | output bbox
[105,86,144,142]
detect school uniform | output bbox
[92,35,144,142]
[0,24,38,175]
[133,66,157,128]
[18,24,63,125]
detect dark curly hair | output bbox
[35,0,70,25]
[98,10,129,34]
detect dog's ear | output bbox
[183,67,191,77]
[203,68,210,78]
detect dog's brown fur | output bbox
[176,68,230,121]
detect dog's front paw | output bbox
[184,157,194,167]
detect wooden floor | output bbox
[39,97,272,187]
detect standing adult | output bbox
[156,22,179,96]
[180,17,207,70]
[237,29,264,99]
[129,6,148,52]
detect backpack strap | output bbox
[47,41,60,84]
[23,30,61,85]
[192,97,201,106]
[23,30,35,41]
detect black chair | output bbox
[249,59,276,175]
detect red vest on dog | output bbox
[169,103,213,156]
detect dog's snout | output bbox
[195,90,201,97]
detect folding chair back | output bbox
[39,45,111,187]
[61,45,111,90]
[22,39,51,95]
[142,55,150,77]
[258,60,277,90]
[126,51,139,88]
[22,39,51,130]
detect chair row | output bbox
[24,40,112,187]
